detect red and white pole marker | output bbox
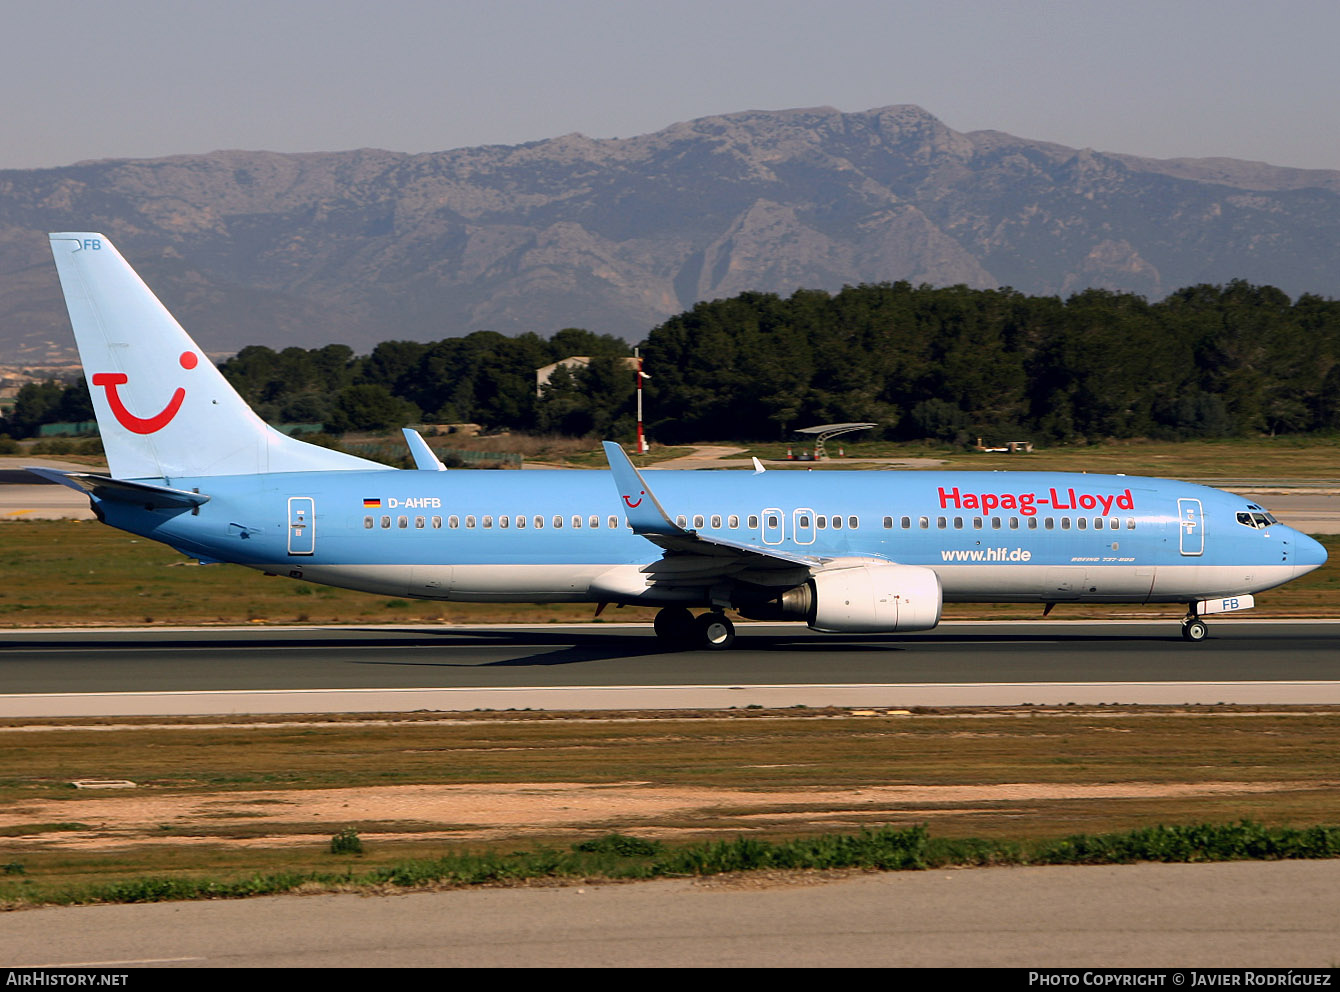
[635,347,650,453]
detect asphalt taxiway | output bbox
[5,860,1339,967]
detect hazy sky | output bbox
[5,0,1339,171]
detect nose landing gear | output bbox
[653,607,736,650]
[1180,614,1208,642]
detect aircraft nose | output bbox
[1293,532,1328,574]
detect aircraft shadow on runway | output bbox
[337,625,1199,669]
[0,626,1280,678]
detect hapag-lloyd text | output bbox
[939,486,1135,517]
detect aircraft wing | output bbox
[601,441,823,582]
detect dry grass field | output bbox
[0,707,1337,903]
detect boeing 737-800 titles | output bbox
[31,234,1327,648]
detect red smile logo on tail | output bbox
[92,351,198,435]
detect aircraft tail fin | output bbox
[47,233,385,481]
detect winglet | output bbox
[601,441,688,536]
[402,428,447,471]
[752,457,766,474]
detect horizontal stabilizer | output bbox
[26,468,209,510]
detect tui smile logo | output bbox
[92,351,198,434]
[622,491,644,508]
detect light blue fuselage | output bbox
[98,468,1326,607]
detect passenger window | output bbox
[1009,517,1019,530]
[1061,518,1071,530]
[1127,518,1135,529]
[499,516,508,529]
[953,517,963,529]
[589,515,599,528]
[767,514,779,528]
[831,516,842,530]
[516,516,526,529]
[676,515,687,528]
[973,517,983,529]
[991,517,1002,530]
[711,515,722,529]
[448,516,459,529]
[1027,517,1037,529]
[572,515,582,528]
[693,515,705,529]
[1044,518,1054,530]
[919,516,929,529]
[1077,517,1086,530]
[817,516,827,529]
[608,516,618,529]
[937,516,947,529]
[849,516,858,529]
[883,516,893,529]
[553,515,563,528]
[465,515,475,529]
[534,516,543,529]
[748,515,759,529]
[901,516,911,529]
[399,516,409,529]
[415,516,425,529]
[1109,517,1119,530]
[799,515,811,528]
[482,516,492,529]
[1094,517,1104,530]
[728,515,739,529]
[363,516,373,529]
[432,516,442,529]
[381,516,392,529]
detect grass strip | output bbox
[10,820,1340,908]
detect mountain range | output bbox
[3,104,1339,364]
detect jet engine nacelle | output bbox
[738,562,943,633]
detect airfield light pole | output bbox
[635,347,650,453]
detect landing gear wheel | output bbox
[653,607,696,648]
[695,612,736,650]
[1181,619,1208,642]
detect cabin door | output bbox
[1177,498,1204,557]
[288,497,315,555]
[793,508,816,545]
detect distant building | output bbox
[536,356,639,396]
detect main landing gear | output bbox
[653,606,736,650]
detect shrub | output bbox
[330,828,363,855]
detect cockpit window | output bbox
[1237,510,1279,529]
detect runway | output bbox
[2,620,1338,716]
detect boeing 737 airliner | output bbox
[32,233,1327,648]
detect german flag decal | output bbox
[363,498,381,508]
